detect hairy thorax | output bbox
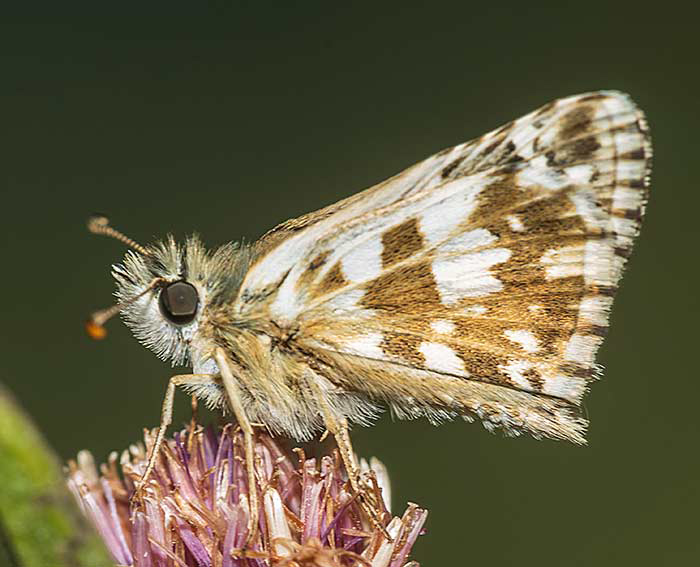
[189,306,380,441]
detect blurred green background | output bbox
[1,2,698,565]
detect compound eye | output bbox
[159,281,199,325]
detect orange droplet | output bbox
[85,320,108,340]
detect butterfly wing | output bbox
[246,94,579,283]
[237,91,651,443]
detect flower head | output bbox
[67,424,426,567]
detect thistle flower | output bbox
[67,424,427,567]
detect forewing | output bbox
[243,92,587,294]
[239,91,651,442]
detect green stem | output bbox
[0,383,113,567]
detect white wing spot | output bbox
[564,334,600,364]
[499,359,534,390]
[419,184,481,247]
[579,296,612,326]
[432,247,511,305]
[613,186,643,212]
[540,246,583,279]
[583,238,619,285]
[325,289,367,315]
[542,374,586,403]
[431,319,455,335]
[506,215,525,232]
[570,189,606,229]
[340,235,383,283]
[343,332,385,359]
[503,329,540,353]
[517,155,569,190]
[418,342,465,375]
[565,164,596,184]
[616,159,646,182]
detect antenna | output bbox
[87,215,151,257]
[85,277,164,340]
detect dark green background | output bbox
[2,3,698,565]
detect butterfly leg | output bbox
[134,373,217,502]
[304,373,391,540]
[336,419,392,540]
[214,347,259,548]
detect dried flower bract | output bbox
[67,424,427,567]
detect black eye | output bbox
[159,281,199,325]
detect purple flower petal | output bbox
[67,425,426,567]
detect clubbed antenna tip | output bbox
[86,214,151,257]
[85,276,164,341]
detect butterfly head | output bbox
[86,215,250,366]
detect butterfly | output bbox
[88,90,651,541]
